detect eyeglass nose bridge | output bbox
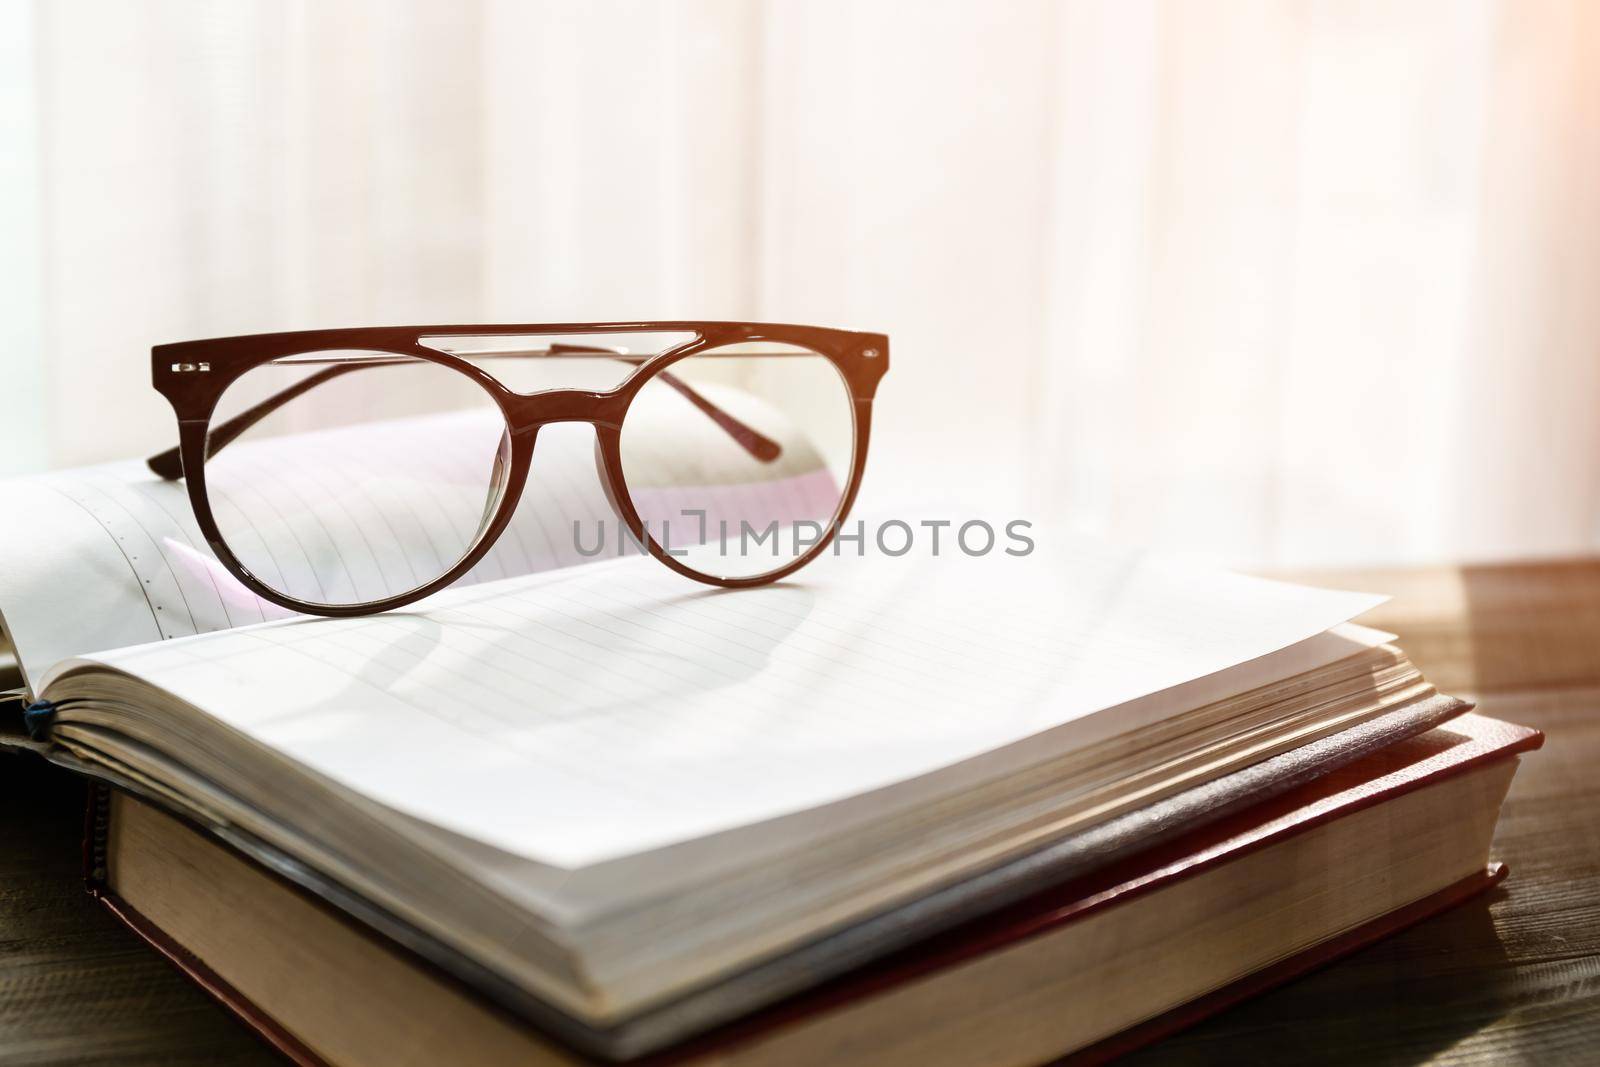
[503,388,629,435]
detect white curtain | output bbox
[4,0,1598,567]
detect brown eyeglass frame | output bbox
[149,321,889,618]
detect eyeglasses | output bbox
[149,322,888,617]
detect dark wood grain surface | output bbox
[2,560,1597,1065]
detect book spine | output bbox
[84,787,331,1066]
[83,780,110,891]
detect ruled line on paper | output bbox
[78,543,1385,868]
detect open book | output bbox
[0,416,1463,1057]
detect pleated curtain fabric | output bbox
[5,0,1599,566]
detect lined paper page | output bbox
[59,538,1384,868]
[0,417,624,688]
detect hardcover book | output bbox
[86,713,1537,1066]
[0,419,1522,1062]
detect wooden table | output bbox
[2,561,1598,1064]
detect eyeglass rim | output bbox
[150,321,888,616]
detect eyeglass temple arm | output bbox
[147,362,357,479]
[549,344,784,466]
[146,343,781,481]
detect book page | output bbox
[52,535,1385,869]
[0,418,624,693]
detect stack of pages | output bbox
[0,425,1537,1066]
